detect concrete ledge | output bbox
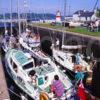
[32,25,100,42]
[0,57,10,100]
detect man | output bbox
[95,20,100,32]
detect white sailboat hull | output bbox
[5,51,39,100]
[5,49,76,100]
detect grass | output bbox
[32,23,64,29]
[67,27,100,37]
[31,23,100,37]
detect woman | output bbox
[51,75,64,97]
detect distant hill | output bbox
[0,13,56,21]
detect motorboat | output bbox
[5,49,76,100]
[53,49,91,72]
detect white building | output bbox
[73,10,94,22]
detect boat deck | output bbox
[0,57,10,100]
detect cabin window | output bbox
[23,62,33,70]
[13,62,18,73]
[58,56,64,61]
[10,58,12,65]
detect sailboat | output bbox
[2,0,17,53]
[52,33,91,72]
[19,30,49,61]
[19,28,91,73]
[53,48,91,72]
[18,0,91,73]
[5,49,76,100]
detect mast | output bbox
[42,9,45,22]
[64,0,67,20]
[62,0,67,49]
[17,0,21,35]
[24,0,28,26]
[68,5,71,16]
[93,0,99,11]
[29,0,31,21]
[10,0,13,35]
[62,32,65,50]
[3,10,7,30]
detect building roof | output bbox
[74,10,94,17]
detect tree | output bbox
[96,9,100,18]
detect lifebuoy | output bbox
[40,92,49,100]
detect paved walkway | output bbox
[0,57,10,100]
[0,36,3,48]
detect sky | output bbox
[0,0,100,15]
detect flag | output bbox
[77,81,86,100]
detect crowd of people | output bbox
[2,29,19,50]
[87,20,100,32]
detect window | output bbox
[58,56,64,61]
[23,62,33,70]
[10,58,12,65]
[13,62,18,73]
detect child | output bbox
[29,70,36,84]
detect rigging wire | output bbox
[8,88,21,98]
[8,88,28,100]
[42,0,53,42]
[10,0,13,35]
[34,13,39,34]
[24,0,28,26]
[93,0,99,11]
